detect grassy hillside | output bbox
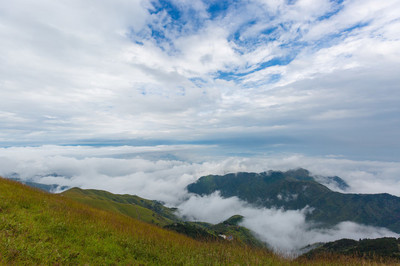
[0,177,283,264]
[62,187,264,247]
[61,187,178,226]
[0,177,394,265]
[187,169,400,232]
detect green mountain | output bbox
[187,168,400,233]
[301,237,400,260]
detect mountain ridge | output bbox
[301,237,400,260]
[187,168,400,233]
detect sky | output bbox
[1,0,400,254]
[1,0,400,160]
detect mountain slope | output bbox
[61,187,178,226]
[61,187,264,246]
[0,177,282,265]
[165,215,266,248]
[187,169,400,233]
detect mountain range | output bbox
[187,168,400,233]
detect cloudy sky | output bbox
[1,0,400,160]
[1,0,400,254]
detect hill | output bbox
[61,187,263,246]
[0,176,283,264]
[187,169,400,233]
[301,237,400,260]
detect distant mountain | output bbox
[5,173,69,192]
[187,168,400,233]
[6,178,69,193]
[313,174,350,191]
[301,237,400,260]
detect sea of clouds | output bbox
[0,145,399,254]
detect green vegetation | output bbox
[164,222,218,241]
[165,215,265,248]
[302,237,400,261]
[222,214,244,225]
[61,187,178,226]
[187,169,400,233]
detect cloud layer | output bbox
[1,145,399,253]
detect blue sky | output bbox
[1,0,400,160]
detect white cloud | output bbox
[1,145,400,198]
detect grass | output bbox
[0,177,397,265]
[61,187,177,226]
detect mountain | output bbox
[0,176,279,264]
[301,237,400,260]
[187,168,400,233]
